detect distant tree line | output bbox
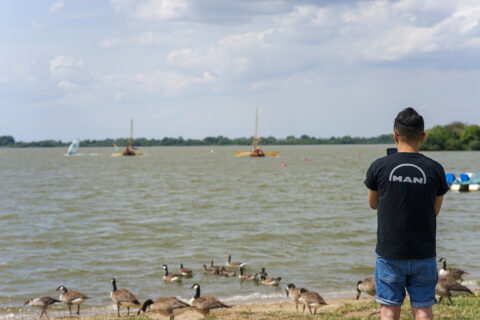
[1,122,478,149]
[0,134,394,148]
[421,122,480,151]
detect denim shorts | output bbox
[375,255,438,308]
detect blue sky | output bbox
[1,0,480,141]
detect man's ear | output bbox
[393,131,400,144]
[420,132,426,142]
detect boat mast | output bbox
[253,106,259,149]
[129,117,133,148]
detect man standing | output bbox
[364,108,449,320]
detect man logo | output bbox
[389,164,427,184]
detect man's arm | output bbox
[368,190,378,209]
[434,195,444,216]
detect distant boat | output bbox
[112,118,144,157]
[66,140,79,156]
[234,107,279,158]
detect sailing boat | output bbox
[234,107,279,157]
[66,139,79,155]
[112,118,144,157]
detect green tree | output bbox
[422,125,451,150]
[460,125,480,146]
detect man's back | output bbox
[365,152,448,259]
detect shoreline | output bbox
[21,296,375,320]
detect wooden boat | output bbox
[112,118,144,157]
[234,107,279,158]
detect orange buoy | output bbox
[281,162,287,167]
[303,157,308,162]
[355,154,360,159]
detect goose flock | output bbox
[355,257,475,306]
[23,255,475,319]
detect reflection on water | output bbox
[0,146,479,318]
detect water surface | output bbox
[0,146,478,318]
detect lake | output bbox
[0,145,478,318]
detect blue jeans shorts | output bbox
[375,255,438,308]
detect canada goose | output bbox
[210,259,222,270]
[436,276,474,305]
[224,253,247,269]
[24,296,61,319]
[298,290,328,315]
[178,263,193,277]
[285,283,308,312]
[220,267,236,277]
[438,257,468,282]
[110,278,141,317]
[163,264,182,282]
[190,283,230,316]
[260,275,282,286]
[356,277,376,300]
[238,267,254,280]
[137,297,190,320]
[56,285,89,315]
[203,264,215,274]
[254,268,268,282]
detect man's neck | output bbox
[396,141,420,153]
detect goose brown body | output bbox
[137,297,189,320]
[56,285,89,315]
[163,264,182,282]
[436,276,474,305]
[24,296,61,319]
[438,258,468,282]
[224,253,247,269]
[356,276,376,300]
[285,283,308,312]
[110,278,141,317]
[190,283,230,316]
[298,290,328,315]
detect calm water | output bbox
[0,145,479,318]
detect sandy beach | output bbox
[39,296,377,320]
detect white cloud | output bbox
[111,0,189,20]
[136,70,216,95]
[50,1,64,13]
[49,56,83,76]
[57,80,78,90]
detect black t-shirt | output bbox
[364,152,449,259]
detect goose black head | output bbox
[56,285,67,292]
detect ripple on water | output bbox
[0,146,479,317]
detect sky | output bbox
[1,0,480,142]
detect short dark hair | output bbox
[394,107,424,141]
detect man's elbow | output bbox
[369,203,377,210]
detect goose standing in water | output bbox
[110,278,141,317]
[438,257,468,282]
[224,253,247,269]
[137,297,190,320]
[298,290,328,315]
[163,264,182,282]
[285,283,308,312]
[260,275,281,286]
[356,277,376,300]
[178,263,193,277]
[436,276,474,305]
[190,283,230,316]
[238,267,255,280]
[56,285,89,315]
[24,296,61,319]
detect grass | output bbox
[49,294,479,320]
[201,294,480,320]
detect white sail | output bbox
[67,140,79,155]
